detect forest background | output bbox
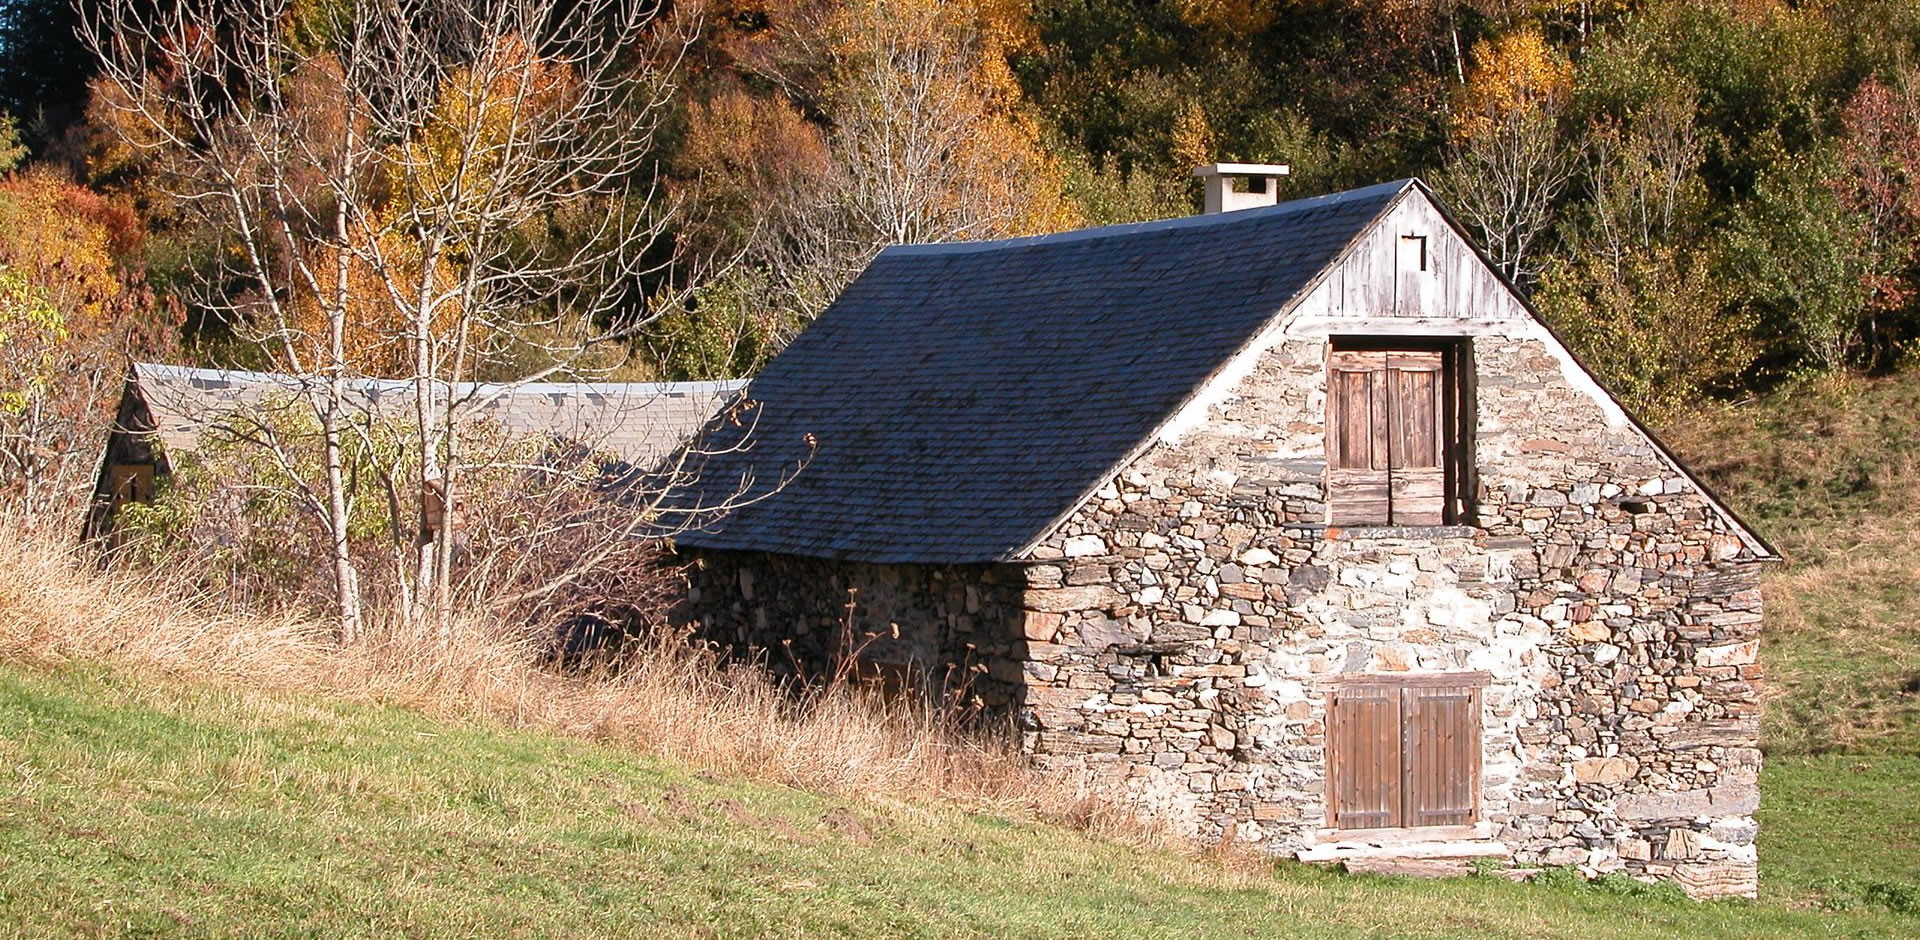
[10,0,1920,406]
[0,5,1918,923]
[3,0,1920,575]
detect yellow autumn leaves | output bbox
[1455,28,1574,141]
[286,38,579,376]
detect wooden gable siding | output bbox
[1289,191,1525,323]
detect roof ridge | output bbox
[882,179,1415,259]
[132,363,746,397]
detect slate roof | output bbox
[673,180,1412,563]
[128,363,745,467]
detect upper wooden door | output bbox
[1326,349,1447,525]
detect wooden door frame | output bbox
[1325,336,1475,526]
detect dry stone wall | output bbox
[679,552,1029,708]
[1016,330,1764,897]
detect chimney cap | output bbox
[1192,162,1291,178]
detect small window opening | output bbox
[108,463,155,514]
[1400,233,1428,271]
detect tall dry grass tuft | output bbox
[0,515,1150,838]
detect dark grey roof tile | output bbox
[674,181,1408,562]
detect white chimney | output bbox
[1192,163,1291,214]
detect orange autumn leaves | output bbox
[681,0,1076,253]
[284,38,577,376]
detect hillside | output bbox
[1663,373,1920,756]
[2,376,1919,934]
[1,663,1912,938]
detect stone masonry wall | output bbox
[677,326,1766,898]
[679,552,1030,709]
[1017,330,1765,897]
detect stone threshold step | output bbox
[1339,858,1542,881]
[1296,839,1512,863]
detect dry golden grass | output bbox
[0,515,1141,837]
[1660,371,1920,755]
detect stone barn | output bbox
[673,172,1777,897]
[86,362,745,540]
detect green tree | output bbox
[1723,148,1878,375]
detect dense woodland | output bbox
[4,0,1920,625]
[6,1,1920,402]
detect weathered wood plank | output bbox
[1329,684,1402,830]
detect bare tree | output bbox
[672,0,1072,350]
[114,376,773,641]
[1437,103,1577,286]
[1434,29,1580,289]
[85,0,697,638]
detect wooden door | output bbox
[1328,678,1483,831]
[1328,684,1403,829]
[1401,685,1481,827]
[1327,351,1391,524]
[108,463,155,510]
[1327,349,1448,525]
[1386,352,1446,525]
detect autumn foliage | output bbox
[8,0,1920,453]
[0,166,173,512]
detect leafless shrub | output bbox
[84,0,706,639]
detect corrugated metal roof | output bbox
[672,181,1412,563]
[130,363,745,466]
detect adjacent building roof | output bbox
[673,181,1411,563]
[126,363,745,467]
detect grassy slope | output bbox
[1664,373,1920,757]
[1762,754,1920,898]
[3,374,1916,936]
[0,664,1908,939]
[1660,373,1920,913]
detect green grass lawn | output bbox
[1664,374,1920,757]
[1760,753,1920,914]
[0,664,1911,939]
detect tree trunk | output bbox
[411,235,444,634]
[324,293,362,643]
[326,118,364,646]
